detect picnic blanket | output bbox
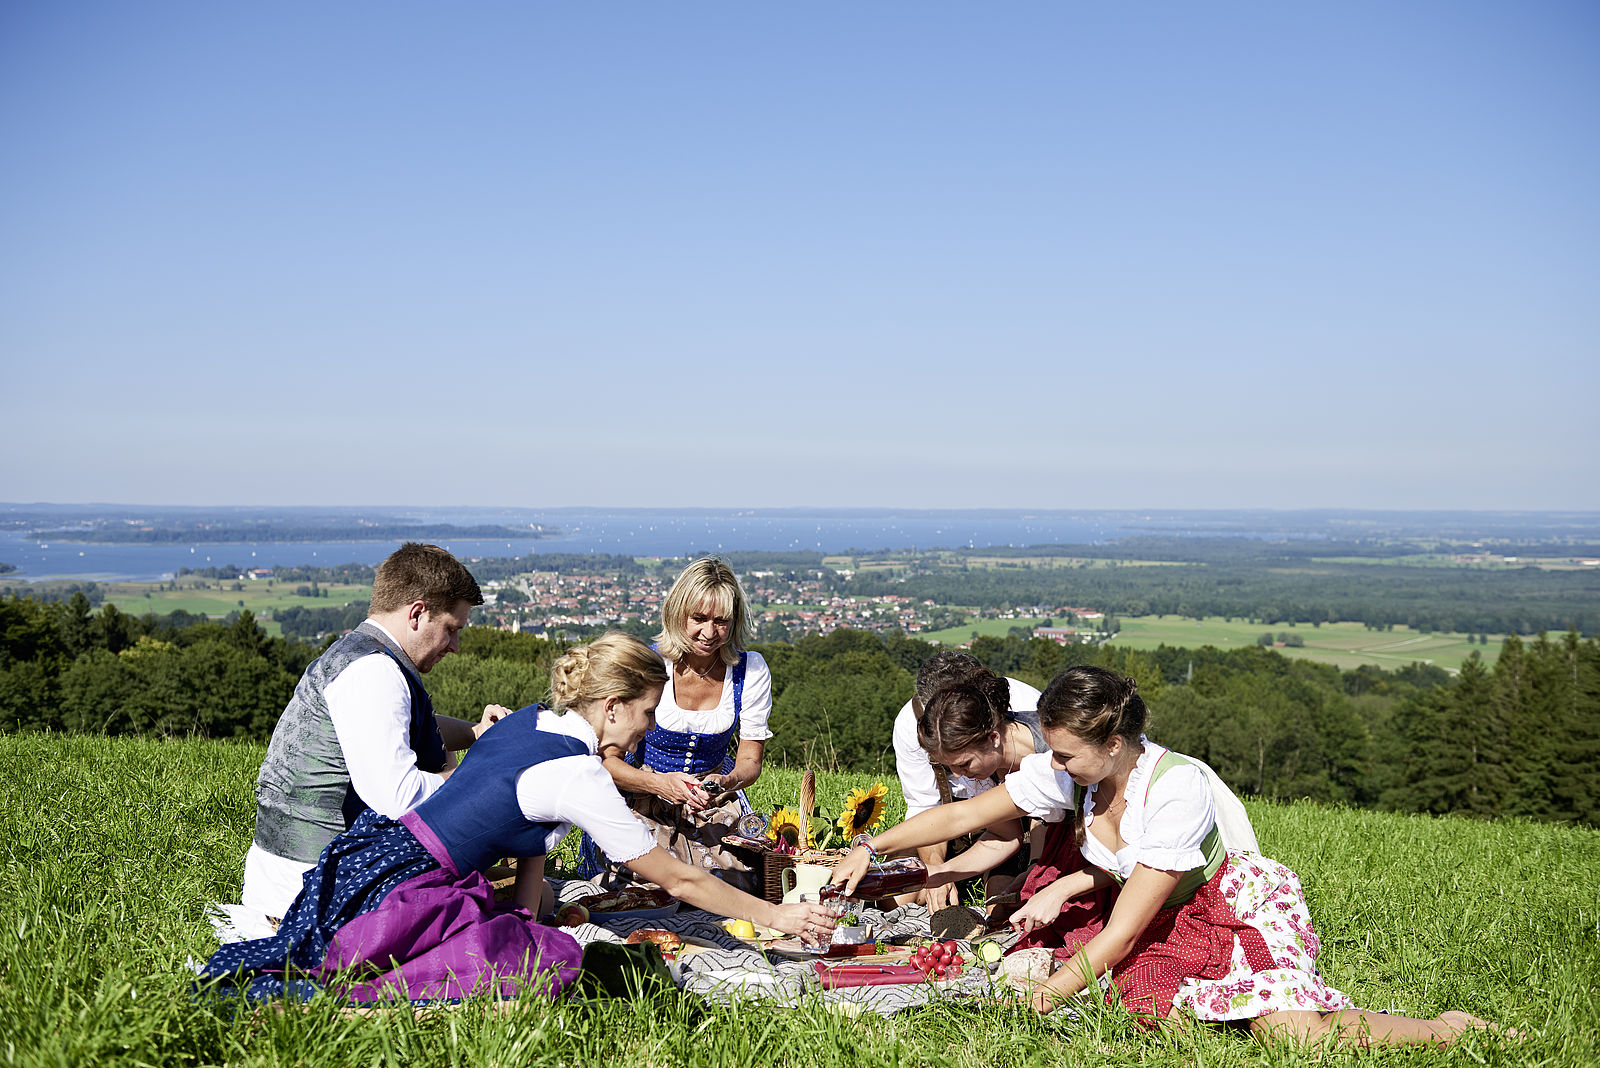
[206,884,1022,1017]
[552,879,1016,1016]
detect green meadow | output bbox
[1105,617,1498,674]
[91,581,371,637]
[916,616,1050,646]
[4,733,1593,1067]
[914,615,1496,673]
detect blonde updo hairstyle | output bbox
[548,632,669,713]
[654,557,752,666]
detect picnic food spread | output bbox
[576,886,676,913]
[624,928,685,955]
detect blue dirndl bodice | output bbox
[626,652,747,776]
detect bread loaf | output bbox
[624,928,683,953]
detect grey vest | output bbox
[252,621,447,863]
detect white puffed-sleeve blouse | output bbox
[1004,740,1216,879]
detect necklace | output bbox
[680,658,721,682]
[1093,780,1129,821]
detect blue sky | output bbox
[2,2,1595,510]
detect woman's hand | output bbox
[698,772,740,800]
[654,771,709,810]
[920,859,961,889]
[1030,981,1065,1015]
[1011,882,1075,933]
[1010,879,1074,935]
[830,844,873,896]
[475,703,514,739]
[768,901,839,948]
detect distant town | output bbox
[470,565,1111,647]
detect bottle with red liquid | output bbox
[820,856,928,902]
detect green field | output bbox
[913,615,1497,674]
[1313,555,1599,571]
[915,616,1049,646]
[1105,616,1500,674]
[3,733,1593,1066]
[93,581,371,637]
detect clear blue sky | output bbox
[2,2,1595,510]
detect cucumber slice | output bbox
[976,940,1004,964]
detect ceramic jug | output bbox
[780,863,833,905]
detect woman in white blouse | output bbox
[832,666,1504,1046]
[200,633,834,1004]
[578,558,773,892]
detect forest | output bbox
[2,591,1594,827]
[835,543,1599,636]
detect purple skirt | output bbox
[202,810,583,1003]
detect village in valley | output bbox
[469,563,1109,647]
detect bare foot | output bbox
[1439,1010,1521,1041]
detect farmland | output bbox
[1105,616,1498,674]
[93,579,370,637]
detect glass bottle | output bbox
[820,856,928,901]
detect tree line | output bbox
[3,592,1594,826]
[836,556,1599,636]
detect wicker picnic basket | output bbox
[760,849,850,903]
[759,769,850,902]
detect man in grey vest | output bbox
[242,542,491,919]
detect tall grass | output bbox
[2,732,1595,1066]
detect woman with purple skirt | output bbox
[199,633,836,1004]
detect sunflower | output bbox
[769,807,805,849]
[835,782,889,838]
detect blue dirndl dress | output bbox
[199,717,590,1004]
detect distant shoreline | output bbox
[21,524,555,545]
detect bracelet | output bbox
[851,834,883,863]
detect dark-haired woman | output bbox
[900,678,1046,904]
[199,633,834,1004]
[831,666,1502,1046]
[908,678,1256,908]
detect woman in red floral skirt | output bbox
[832,666,1508,1046]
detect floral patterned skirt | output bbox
[1133,853,1354,1020]
[1012,821,1353,1021]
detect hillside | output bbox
[2,734,1594,1067]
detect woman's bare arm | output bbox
[832,787,1028,894]
[625,847,835,942]
[702,739,764,792]
[1026,865,1180,1012]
